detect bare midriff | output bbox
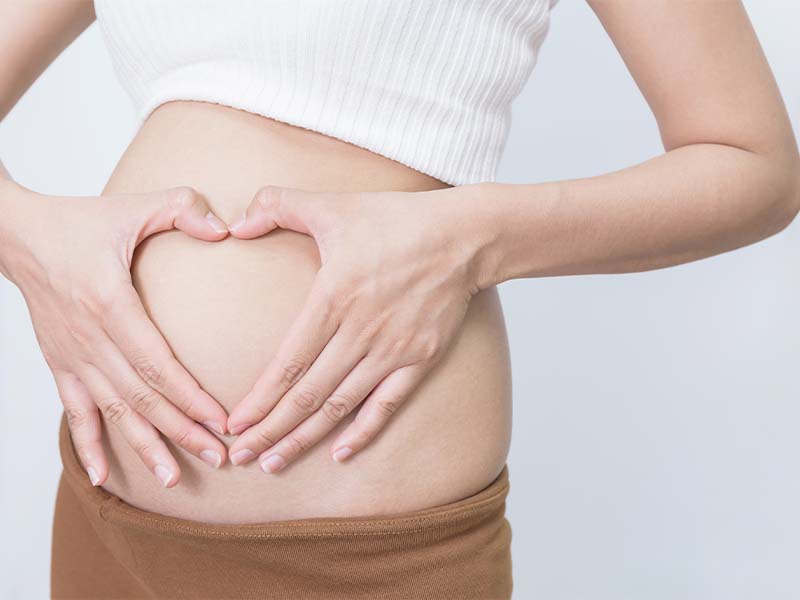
[98,100,512,524]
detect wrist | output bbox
[431,181,508,293]
[465,182,506,291]
[454,180,565,289]
[0,180,42,282]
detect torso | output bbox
[99,101,512,524]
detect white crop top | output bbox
[93,0,557,186]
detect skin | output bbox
[224,1,800,472]
[95,102,513,522]
[1,0,799,499]
[0,0,231,488]
[0,181,233,488]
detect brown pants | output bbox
[51,415,513,599]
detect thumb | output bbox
[228,185,326,240]
[119,186,229,245]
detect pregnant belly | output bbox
[98,101,512,524]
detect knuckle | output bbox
[278,356,309,387]
[65,318,93,348]
[313,270,362,317]
[169,186,198,209]
[65,406,88,429]
[317,286,340,319]
[255,429,278,448]
[376,337,408,362]
[163,357,197,413]
[422,345,440,362]
[131,356,166,389]
[61,314,95,346]
[41,347,61,369]
[331,389,361,410]
[248,403,270,423]
[376,398,399,418]
[173,428,192,448]
[72,288,104,321]
[334,282,360,313]
[179,397,196,417]
[67,284,86,308]
[255,185,281,210]
[321,397,350,423]
[82,282,126,318]
[417,333,443,362]
[127,384,161,415]
[291,385,323,413]
[102,398,129,425]
[74,446,94,466]
[314,271,343,313]
[353,317,380,346]
[40,348,56,367]
[347,427,372,447]
[132,440,154,460]
[286,433,310,455]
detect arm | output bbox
[0,0,95,121]
[216,0,799,472]
[473,0,800,284]
[1,0,230,486]
[0,1,92,185]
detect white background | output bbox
[1,2,799,598]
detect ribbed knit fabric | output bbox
[93,0,557,186]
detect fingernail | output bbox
[229,422,251,436]
[332,446,353,463]
[154,464,174,487]
[200,449,222,469]
[205,211,228,234]
[87,466,100,486]
[230,448,255,466]
[228,213,247,233]
[261,453,285,474]
[203,420,225,435]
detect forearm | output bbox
[473,142,800,286]
[0,0,95,120]
[0,0,96,249]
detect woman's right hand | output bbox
[0,180,231,488]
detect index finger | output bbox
[102,285,228,435]
[227,283,339,435]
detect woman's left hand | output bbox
[226,183,497,472]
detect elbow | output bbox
[786,162,800,225]
[759,151,800,237]
[773,162,800,233]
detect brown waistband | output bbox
[58,413,510,539]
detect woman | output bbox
[1,0,798,598]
